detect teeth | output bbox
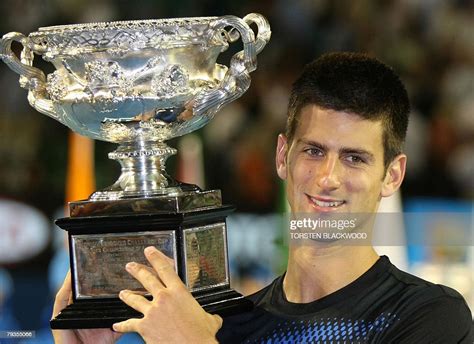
[311,198,343,207]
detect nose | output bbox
[316,155,341,191]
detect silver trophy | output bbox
[0,14,270,328]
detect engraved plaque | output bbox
[183,223,228,291]
[71,231,176,299]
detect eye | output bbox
[345,155,365,164]
[303,148,324,157]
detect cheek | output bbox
[344,172,372,193]
[344,172,383,202]
[286,160,313,209]
[289,159,314,188]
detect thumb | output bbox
[52,270,72,319]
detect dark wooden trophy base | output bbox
[51,288,250,329]
[50,203,253,329]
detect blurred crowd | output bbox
[0,0,472,338]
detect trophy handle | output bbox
[0,32,60,121]
[193,13,271,117]
[242,13,272,56]
[0,32,46,88]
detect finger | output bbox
[144,246,182,288]
[52,270,72,319]
[119,289,151,314]
[112,318,141,333]
[125,262,165,294]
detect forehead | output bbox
[293,105,384,151]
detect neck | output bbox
[283,244,379,303]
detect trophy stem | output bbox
[90,140,182,201]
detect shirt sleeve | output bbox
[377,294,473,344]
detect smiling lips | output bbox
[306,194,345,210]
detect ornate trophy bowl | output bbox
[1,14,270,200]
[1,14,270,329]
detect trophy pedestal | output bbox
[50,197,253,329]
[51,288,250,329]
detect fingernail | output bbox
[125,262,136,271]
[144,246,157,254]
[119,290,128,299]
[112,324,119,332]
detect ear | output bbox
[276,134,288,180]
[381,154,407,197]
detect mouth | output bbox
[305,194,346,211]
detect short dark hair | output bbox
[286,52,410,168]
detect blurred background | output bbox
[0,0,472,342]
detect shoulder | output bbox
[381,287,473,343]
[387,262,469,307]
[379,264,473,343]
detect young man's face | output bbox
[276,105,406,215]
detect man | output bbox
[52,52,473,343]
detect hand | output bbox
[51,271,123,344]
[113,246,222,344]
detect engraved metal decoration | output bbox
[0,14,271,200]
[71,231,176,299]
[183,223,228,291]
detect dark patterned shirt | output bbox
[217,256,473,343]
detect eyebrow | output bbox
[297,138,376,162]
